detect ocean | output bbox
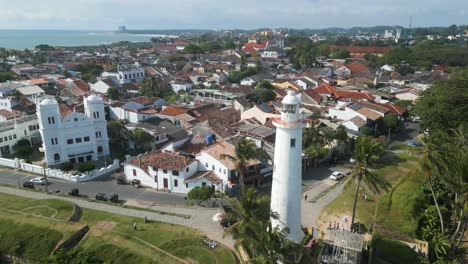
[0,30,171,50]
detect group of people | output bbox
[329,221,342,230]
[203,238,219,248]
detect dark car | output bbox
[95,193,107,201]
[69,188,79,196]
[109,194,119,203]
[131,179,141,188]
[23,181,35,189]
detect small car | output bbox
[95,193,107,201]
[131,179,141,188]
[329,171,345,181]
[29,177,47,185]
[23,181,35,189]
[69,188,79,196]
[109,194,119,203]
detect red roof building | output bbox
[328,45,391,58]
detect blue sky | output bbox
[0,0,466,30]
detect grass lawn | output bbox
[319,152,424,236]
[372,234,420,264]
[0,193,236,263]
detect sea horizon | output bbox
[0,29,177,50]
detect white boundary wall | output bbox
[0,157,119,183]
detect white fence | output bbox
[0,157,119,183]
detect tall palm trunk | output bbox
[450,208,463,242]
[428,178,445,232]
[351,174,362,227]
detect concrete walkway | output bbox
[0,186,234,249]
[301,178,349,229]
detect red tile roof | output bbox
[127,151,194,172]
[160,106,187,116]
[377,103,408,116]
[243,42,266,49]
[0,109,21,119]
[334,90,375,101]
[303,89,322,103]
[313,83,337,95]
[345,62,369,73]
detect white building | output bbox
[270,91,305,242]
[102,64,145,84]
[37,94,110,166]
[124,151,223,194]
[0,115,41,157]
[261,51,279,59]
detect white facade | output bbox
[327,103,367,121]
[37,95,110,166]
[270,91,305,242]
[261,51,279,59]
[170,83,192,94]
[102,65,145,84]
[91,80,115,94]
[0,115,41,157]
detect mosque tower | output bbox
[270,91,305,242]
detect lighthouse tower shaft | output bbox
[270,91,305,242]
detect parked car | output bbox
[95,193,107,201]
[329,171,345,181]
[29,177,46,185]
[131,179,141,188]
[69,188,79,196]
[109,194,119,203]
[23,181,35,189]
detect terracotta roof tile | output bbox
[160,106,187,116]
[202,141,260,170]
[127,151,194,172]
[313,83,337,95]
[357,108,381,121]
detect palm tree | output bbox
[223,187,270,258]
[420,135,447,233]
[351,136,390,226]
[220,138,268,190]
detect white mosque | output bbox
[270,91,305,242]
[37,94,110,166]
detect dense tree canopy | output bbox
[182,44,204,54]
[414,79,468,132]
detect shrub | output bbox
[78,162,96,173]
[60,161,73,172]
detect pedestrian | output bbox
[329,221,332,228]
[144,216,147,224]
[364,194,368,201]
[333,222,336,229]
[304,194,308,201]
[337,223,340,230]
[133,222,137,231]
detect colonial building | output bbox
[102,64,145,84]
[0,115,41,157]
[37,94,110,166]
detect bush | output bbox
[12,139,33,158]
[60,161,73,172]
[78,162,96,173]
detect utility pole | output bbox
[43,162,48,193]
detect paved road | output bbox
[0,169,187,205]
[0,186,234,249]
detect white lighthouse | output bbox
[270,91,305,242]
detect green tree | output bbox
[140,76,175,98]
[48,247,102,264]
[249,88,276,103]
[414,79,468,132]
[34,44,55,51]
[351,136,390,226]
[12,139,32,158]
[220,138,268,190]
[382,114,399,132]
[397,64,415,76]
[182,44,204,54]
[420,135,447,233]
[107,87,120,100]
[330,49,350,59]
[107,121,129,152]
[60,161,73,172]
[255,80,275,90]
[129,128,153,151]
[0,72,14,82]
[187,186,214,205]
[78,162,96,173]
[305,145,328,168]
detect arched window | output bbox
[97,146,103,153]
[54,153,60,161]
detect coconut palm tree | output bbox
[351,136,390,226]
[220,138,268,190]
[420,135,447,233]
